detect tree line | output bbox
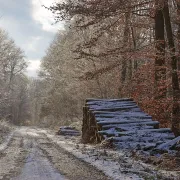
[0,29,29,125]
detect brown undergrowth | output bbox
[134,152,180,172]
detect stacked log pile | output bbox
[58,126,80,136]
[82,98,180,152]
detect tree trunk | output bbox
[121,11,131,83]
[163,0,180,136]
[131,27,138,70]
[154,0,166,99]
[177,1,180,70]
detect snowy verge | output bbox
[43,129,180,180]
[46,133,143,180]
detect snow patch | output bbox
[46,133,144,180]
[43,129,180,180]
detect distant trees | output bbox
[0,29,29,125]
[28,78,45,126]
[39,30,82,126]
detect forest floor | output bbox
[0,125,179,180]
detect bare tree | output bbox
[0,28,28,125]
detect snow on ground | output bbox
[46,133,142,180]
[1,126,179,180]
[43,129,180,180]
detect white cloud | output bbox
[27,59,41,71]
[26,36,42,52]
[31,0,64,33]
[27,59,41,77]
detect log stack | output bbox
[82,98,179,152]
[58,126,80,136]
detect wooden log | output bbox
[95,114,152,120]
[89,106,139,112]
[102,121,160,130]
[87,102,137,107]
[108,134,175,143]
[155,136,180,152]
[98,128,172,136]
[89,105,138,111]
[87,103,137,108]
[59,126,72,129]
[85,110,102,143]
[97,119,153,125]
[113,125,153,131]
[82,106,91,143]
[59,129,79,133]
[94,111,151,119]
[86,98,134,102]
[93,111,148,115]
[86,100,136,104]
[82,106,105,143]
[96,117,152,122]
[91,111,102,143]
[58,130,80,136]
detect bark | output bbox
[121,11,131,83]
[131,27,138,70]
[163,0,180,136]
[154,0,166,99]
[177,1,180,70]
[128,59,133,80]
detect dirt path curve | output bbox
[0,127,110,180]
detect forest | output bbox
[1,1,180,179]
[0,0,180,137]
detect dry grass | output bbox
[0,120,13,143]
[137,153,180,172]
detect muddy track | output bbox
[37,135,109,180]
[0,131,27,180]
[0,127,110,180]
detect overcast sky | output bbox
[0,0,64,77]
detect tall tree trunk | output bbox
[128,59,132,80]
[121,11,131,83]
[154,0,166,99]
[131,27,138,70]
[163,0,180,136]
[177,1,180,70]
[119,11,131,97]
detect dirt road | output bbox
[0,127,109,180]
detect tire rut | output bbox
[0,132,27,180]
[13,139,67,180]
[37,135,110,180]
[0,127,110,180]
